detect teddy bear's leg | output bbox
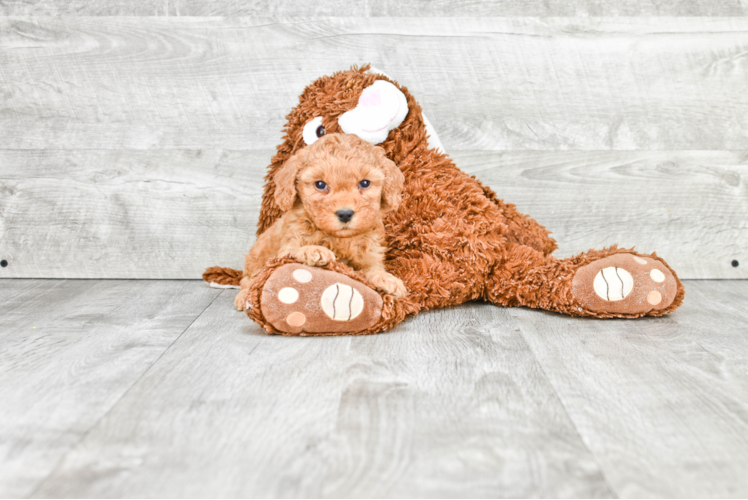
[484,245,685,318]
[243,257,417,336]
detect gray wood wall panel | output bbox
[0,279,219,498]
[2,0,747,17]
[1,150,744,279]
[460,150,748,280]
[1,16,746,280]
[30,292,612,498]
[2,17,748,151]
[0,149,264,279]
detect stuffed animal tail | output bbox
[202,266,242,289]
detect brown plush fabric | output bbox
[203,266,242,286]
[205,64,685,334]
[246,257,412,336]
[571,252,679,316]
[259,263,384,334]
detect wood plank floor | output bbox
[2,279,747,497]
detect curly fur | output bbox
[232,133,406,311]
[204,64,685,334]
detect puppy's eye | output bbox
[359,180,371,189]
[314,180,328,191]
[302,117,325,145]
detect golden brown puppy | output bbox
[234,133,407,311]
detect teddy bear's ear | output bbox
[273,151,305,211]
[338,80,409,145]
[367,67,445,154]
[380,154,405,212]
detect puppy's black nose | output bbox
[336,208,354,223]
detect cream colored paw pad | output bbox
[321,283,364,321]
[293,269,313,283]
[593,267,634,301]
[278,287,299,304]
[633,255,648,265]
[650,269,665,282]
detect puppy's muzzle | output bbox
[336,208,354,223]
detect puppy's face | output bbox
[274,134,404,238]
[298,157,385,237]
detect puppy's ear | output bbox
[273,151,305,211]
[380,154,405,211]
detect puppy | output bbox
[234,133,407,311]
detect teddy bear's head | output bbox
[276,64,430,165]
[257,65,444,234]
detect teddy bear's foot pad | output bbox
[259,263,383,335]
[571,253,678,316]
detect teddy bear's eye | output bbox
[314,180,328,191]
[302,117,325,145]
[359,180,371,189]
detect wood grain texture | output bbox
[29,290,357,498]
[315,305,610,498]
[459,150,748,279]
[0,149,264,279]
[0,279,220,498]
[30,292,612,498]
[1,149,744,279]
[512,280,748,497]
[3,0,748,16]
[1,17,748,150]
[8,280,748,497]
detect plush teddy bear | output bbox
[204,64,684,336]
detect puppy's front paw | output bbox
[366,270,408,298]
[234,277,252,311]
[293,245,337,267]
[234,288,249,311]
